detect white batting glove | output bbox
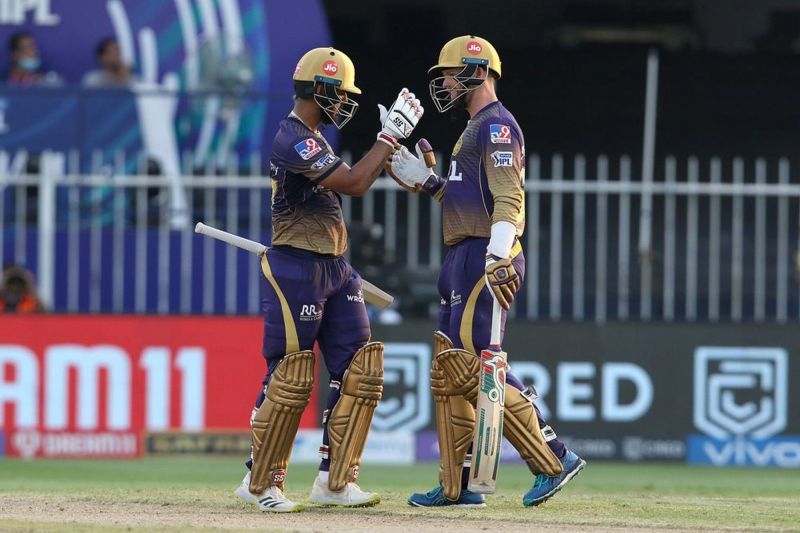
[376,88,423,146]
[390,144,435,189]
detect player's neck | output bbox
[466,89,497,119]
[291,101,321,133]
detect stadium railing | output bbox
[1,149,798,322]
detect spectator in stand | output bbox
[0,263,44,313]
[4,32,61,86]
[83,37,135,88]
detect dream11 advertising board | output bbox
[3,316,799,467]
[0,315,320,458]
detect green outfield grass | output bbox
[1,457,798,531]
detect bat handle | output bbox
[417,138,436,169]
[489,297,502,347]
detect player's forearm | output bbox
[345,142,393,196]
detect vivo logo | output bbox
[689,435,800,468]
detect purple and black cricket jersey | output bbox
[438,100,567,463]
[252,113,372,472]
[437,100,525,354]
[261,113,370,377]
[269,114,347,256]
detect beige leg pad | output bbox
[504,385,563,476]
[249,350,315,494]
[327,342,384,491]
[434,344,479,501]
[438,346,563,477]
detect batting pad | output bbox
[327,342,384,491]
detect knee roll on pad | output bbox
[327,342,384,491]
[249,350,315,494]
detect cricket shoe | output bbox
[522,449,586,507]
[234,471,303,513]
[407,485,486,507]
[310,473,381,507]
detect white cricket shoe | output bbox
[310,473,381,507]
[234,472,303,513]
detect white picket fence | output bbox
[1,149,799,321]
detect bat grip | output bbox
[417,138,436,169]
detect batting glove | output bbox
[485,254,520,310]
[376,88,423,146]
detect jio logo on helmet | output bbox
[323,60,338,74]
[467,41,482,54]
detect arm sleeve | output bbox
[284,137,343,182]
[479,121,524,227]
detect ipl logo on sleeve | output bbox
[295,138,322,160]
[688,347,800,467]
[372,343,431,432]
[490,151,513,168]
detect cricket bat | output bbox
[468,297,508,494]
[194,222,395,309]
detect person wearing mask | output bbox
[5,32,60,86]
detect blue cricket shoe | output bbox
[408,485,486,507]
[523,449,586,507]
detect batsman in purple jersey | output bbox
[234,46,424,513]
[390,35,585,508]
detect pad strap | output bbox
[327,342,384,491]
[249,350,315,494]
[504,384,563,476]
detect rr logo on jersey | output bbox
[299,304,323,321]
[322,60,338,74]
[295,138,322,160]
[491,151,513,167]
[467,41,482,54]
[489,124,511,144]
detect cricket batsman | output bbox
[235,47,423,512]
[387,35,585,507]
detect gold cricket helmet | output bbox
[293,47,360,129]
[428,35,501,113]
